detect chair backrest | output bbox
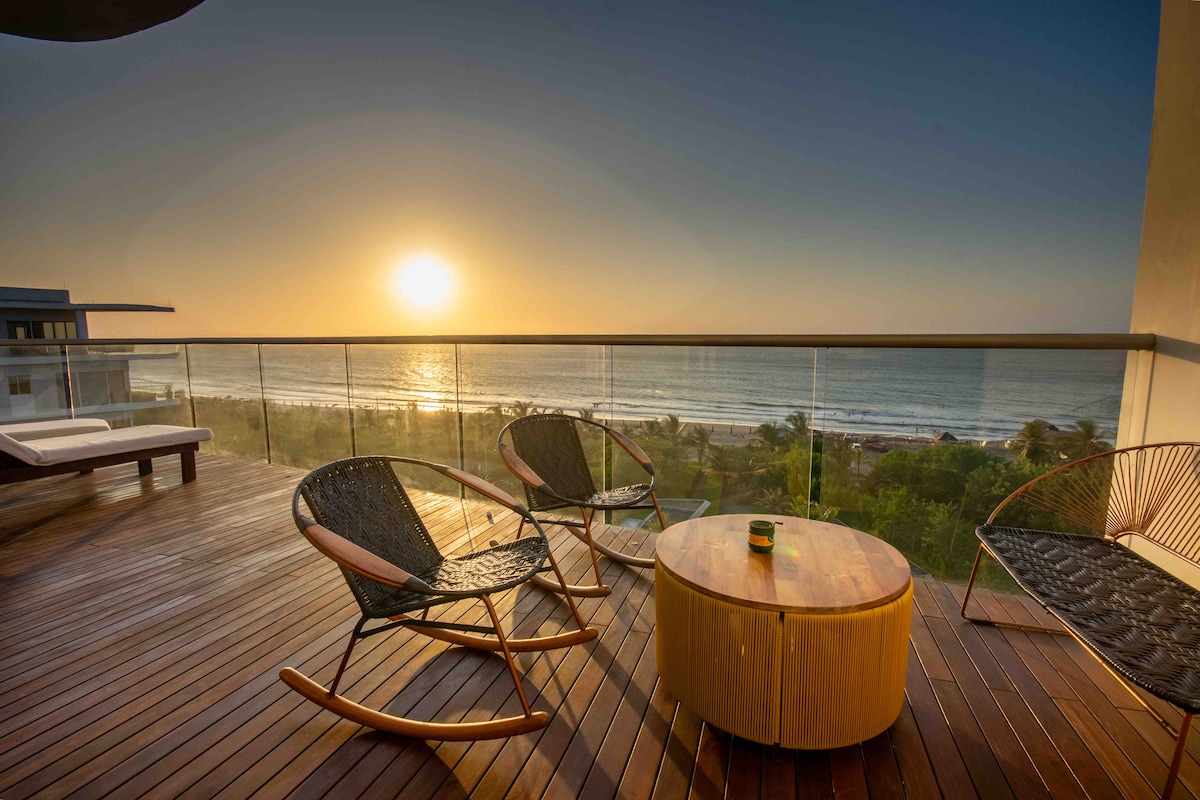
[995,442,1200,566]
[294,456,443,616]
[506,415,596,512]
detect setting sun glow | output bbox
[394,254,452,308]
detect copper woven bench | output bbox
[961,442,1200,800]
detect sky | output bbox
[0,0,1161,337]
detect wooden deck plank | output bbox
[723,736,763,800]
[793,747,832,800]
[1120,709,1200,800]
[925,676,1012,799]
[909,606,954,682]
[976,627,1123,800]
[923,617,1043,799]
[685,724,729,800]
[862,733,906,800]
[576,628,663,800]
[760,745,798,800]
[884,700,941,800]
[649,701,703,799]
[1037,634,1186,795]
[615,677,677,799]
[1055,699,1161,800]
[926,581,1015,694]
[829,744,870,799]
[0,455,1193,800]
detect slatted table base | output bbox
[655,565,912,749]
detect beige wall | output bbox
[1119,0,1200,586]
[1120,0,1200,449]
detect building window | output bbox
[4,320,78,340]
[106,369,130,404]
[8,375,31,395]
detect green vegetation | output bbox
[132,391,1112,588]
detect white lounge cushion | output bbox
[0,425,213,467]
[0,419,111,441]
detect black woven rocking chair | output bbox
[961,443,1200,799]
[498,414,665,598]
[279,456,597,741]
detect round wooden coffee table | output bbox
[655,514,912,749]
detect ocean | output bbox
[131,344,1126,443]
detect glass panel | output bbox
[458,344,606,501]
[815,348,1126,586]
[63,343,190,428]
[0,342,68,422]
[347,344,460,483]
[187,344,268,462]
[609,346,820,524]
[259,344,353,470]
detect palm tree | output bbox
[786,410,809,444]
[1010,419,1054,464]
[577,408,596,423]
[705,445,737,511]
[754,422,786,451]
[657,414,686,446]
[686,425,712,465]
[1061,419,1114,462]
[759,486,791,514]
[484,403,508,425]
[507,400,541,418]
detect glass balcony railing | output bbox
[0,334,1149,588]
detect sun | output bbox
[394,254,452,308]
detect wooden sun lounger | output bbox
[0,425,213,485]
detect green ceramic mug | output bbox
[748,519,775,553]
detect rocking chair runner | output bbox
[498,414,666,597]
[960,443,1200,800]
[279,456,598,741]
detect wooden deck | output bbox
[1,454,1198,800]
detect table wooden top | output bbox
[656,514,912,613]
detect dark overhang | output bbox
[0,0,206,42]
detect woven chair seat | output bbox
[580,483,653,510]
[369,536,550,617]
[978,525,1200,714]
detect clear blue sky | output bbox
[0,0,1160,336]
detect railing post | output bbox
[345,344,357,457]
[61,343,76,419]
[603,344,613,524]
[184,344,197,428]
[257,344,272,464]
[807,348,819,519]
[455,343,466,475]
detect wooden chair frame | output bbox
[498,414,665,598]
[960,443,1200,799]
[280,456,598,741]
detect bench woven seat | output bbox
[963,443,1200,799]
[978,524,1200,714]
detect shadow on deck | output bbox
[0,454,1197,799]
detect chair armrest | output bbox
[497,441,555,496]
[432,463,524,511]
[301,523,435,593]
[607,427,655,477]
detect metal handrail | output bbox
[0,333,1158,350]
